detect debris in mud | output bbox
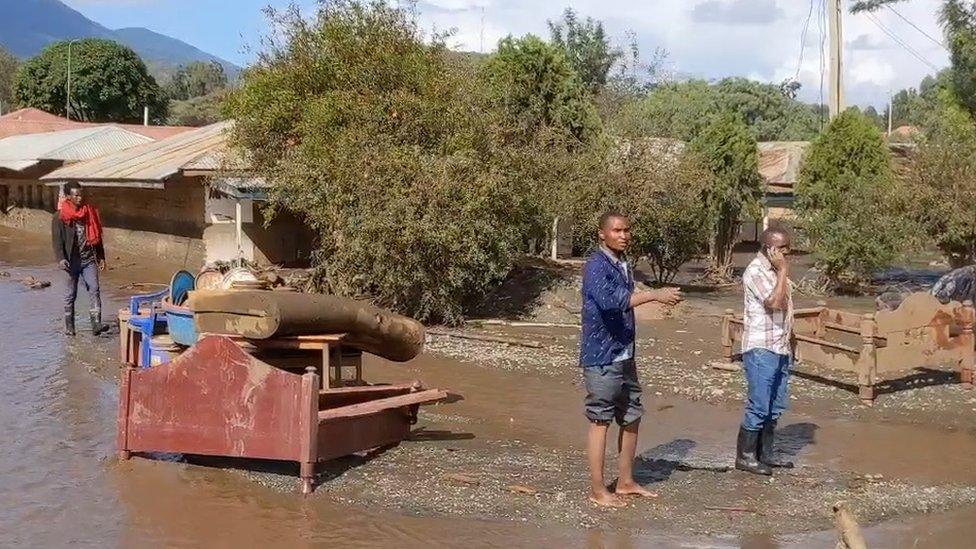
[0,271,9,277]
[506,484,539,495]
[443,472,481,486]
[19,276,50,289]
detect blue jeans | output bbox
[741,348,792,431]
[64,260,101,315]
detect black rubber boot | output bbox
[758,420,794,468]
[735,426,772,475]
[90,309,108,336]
[64,309,76,336]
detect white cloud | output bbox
[691,0,784,25]
[412,0,949,108]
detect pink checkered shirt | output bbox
[741,253,793,355]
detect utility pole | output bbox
[887,89,894,135]
[828,0,845,119]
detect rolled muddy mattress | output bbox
[188,290,425,362]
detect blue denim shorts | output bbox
[582,359,644,426]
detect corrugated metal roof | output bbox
[42,121,234,183]
[0,107,195,140]
[0,126,152,171]
[758,141,809,188]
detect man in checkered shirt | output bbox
[735,226,795,476]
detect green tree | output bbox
[610,78,820,142]
[559,138,711,282]
[481,34,601,143]
[225,1,557,323]
[547,8,621,95]
[796,110,915,287]
[168,90,227,126]
[0,46,18,113]
[165,60,228,101]
[910,91,976,266]
[690,112,765,281]
[13,39,167,123]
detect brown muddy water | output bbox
[1,226,975,548]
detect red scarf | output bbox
[59,199,103,246]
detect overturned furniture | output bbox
[721,293,975,404]
[118,291,450,493]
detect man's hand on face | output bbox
[58,259,69,271]
[768,246,789,273]
[650,287,683,306]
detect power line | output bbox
[885,4,948,52]
[866,11,940,71]
[794,0,817,81]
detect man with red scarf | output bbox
[52,181,107,336]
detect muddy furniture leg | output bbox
[857,314,878,405]
[960,301,975,388]
[721,309,734,363]
[300,366,320,495]
[320,344,330,390]
[815,302,828,339]
[117,363,137,460]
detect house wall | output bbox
[0,176,207,267]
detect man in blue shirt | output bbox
[581,211,682,507]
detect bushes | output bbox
[225,1,565,324]
[796,110,917,288]
[690,111,765,281]
[909,94,976,267]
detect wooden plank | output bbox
[317,408,411,462]
[826,309,864,330]
[794,333,859,354]
[824,322,862,335]
[318,389,448,422]
[319,383,418,410]
[795,340,859,373]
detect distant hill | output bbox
[0,0,239,80]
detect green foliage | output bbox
[481,34,601,143]
[796,110,915,287]
[225,0,559,324]
[690,112,765,280]
[164,60,228,101]
[851,0,905,14]
[0,46,17,113]
[168,90,227,126]
[610,78,821,142]
[559,138,712,282]
[909,91,976,266]
[941,0,976,116]
[13,39,167,123]
[547,8,621,95]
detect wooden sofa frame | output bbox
[721,293,975,404]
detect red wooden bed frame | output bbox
[117,335,449,493]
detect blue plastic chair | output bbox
[128,288,169,368]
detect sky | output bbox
[62,0,951,109]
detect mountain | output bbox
[0,0,239,79]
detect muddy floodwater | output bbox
[2,225,976,548]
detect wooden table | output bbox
[201,333,363,389]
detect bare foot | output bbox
[614,481,658,498]
[589,489,627,508]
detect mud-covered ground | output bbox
[4,224,976,548]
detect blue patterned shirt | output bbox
[579,248,635,367]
